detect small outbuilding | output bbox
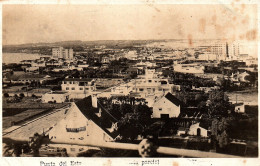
[42,91,70,103]
[188,122,210,137]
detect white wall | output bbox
[152,97,180,118]
[235,105,245,113]
[42,93,68,103]
[49,103,113,146]
[188,123,208,137]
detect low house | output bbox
[234,103,245,113]
[110,83,133,96]
[126,67,141,75]
[152,92,181,119]
[101,56,110,63]
[48,96,119,155]
[5,74,54,85]
[25,66,40,72]
[188,122,210,137]
[41,91,70,103]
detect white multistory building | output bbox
[130,69,180,106]
[228,41,240,60]
[199,41,240,61]
[61,78,96,99]
[52,47,74,60]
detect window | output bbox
[161,81,167,85]
[72,87,75,90]
[159,108,162,111]
[148,80,152,83]
[85,88,89,90]
[66,87,69,90]
[66,126,86,132]
[139,88,144,91]
[79,82,85,86]
[79,87,83,90]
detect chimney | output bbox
[91,94,97,108]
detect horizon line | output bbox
[4,38,234,47]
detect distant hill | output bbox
[3,39,167,48]
[2,39,170,54]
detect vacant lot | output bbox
[3,109,48,129]
[3,97,69,109]
[2,97,70,129]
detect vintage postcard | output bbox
[1,0,259,165]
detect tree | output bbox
[19,93,25,98]
[14,94,19,99]
[175,91,188,105]
[134,104,152,127]
[198,101,207,115]
[118,113,143,141]
[31,94,37,98]
[211,117,233,152]
[3,93,9,98]
[117,104,152,141]
[207,90,231,117]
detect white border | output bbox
[0,0,259,166]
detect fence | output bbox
[3,136,241,158]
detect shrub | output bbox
[31,94,37,98]
[3,93,9,98]
[19,93,25,98]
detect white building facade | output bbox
[152,93,181,118]
[49,100,116,155]
[41,91,70,103]
[61,78,96,99]
[52,47,74,60]
[188,123,209,137]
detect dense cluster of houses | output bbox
[2,44,258,156]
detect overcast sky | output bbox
[3,4,257,45]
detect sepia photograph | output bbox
[1,2,258,160]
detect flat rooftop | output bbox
[47,91,68,94]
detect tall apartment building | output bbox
[210,42,228,59]
[227,41,240,60]
[52,47,74,60]
[205,41,240,60]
